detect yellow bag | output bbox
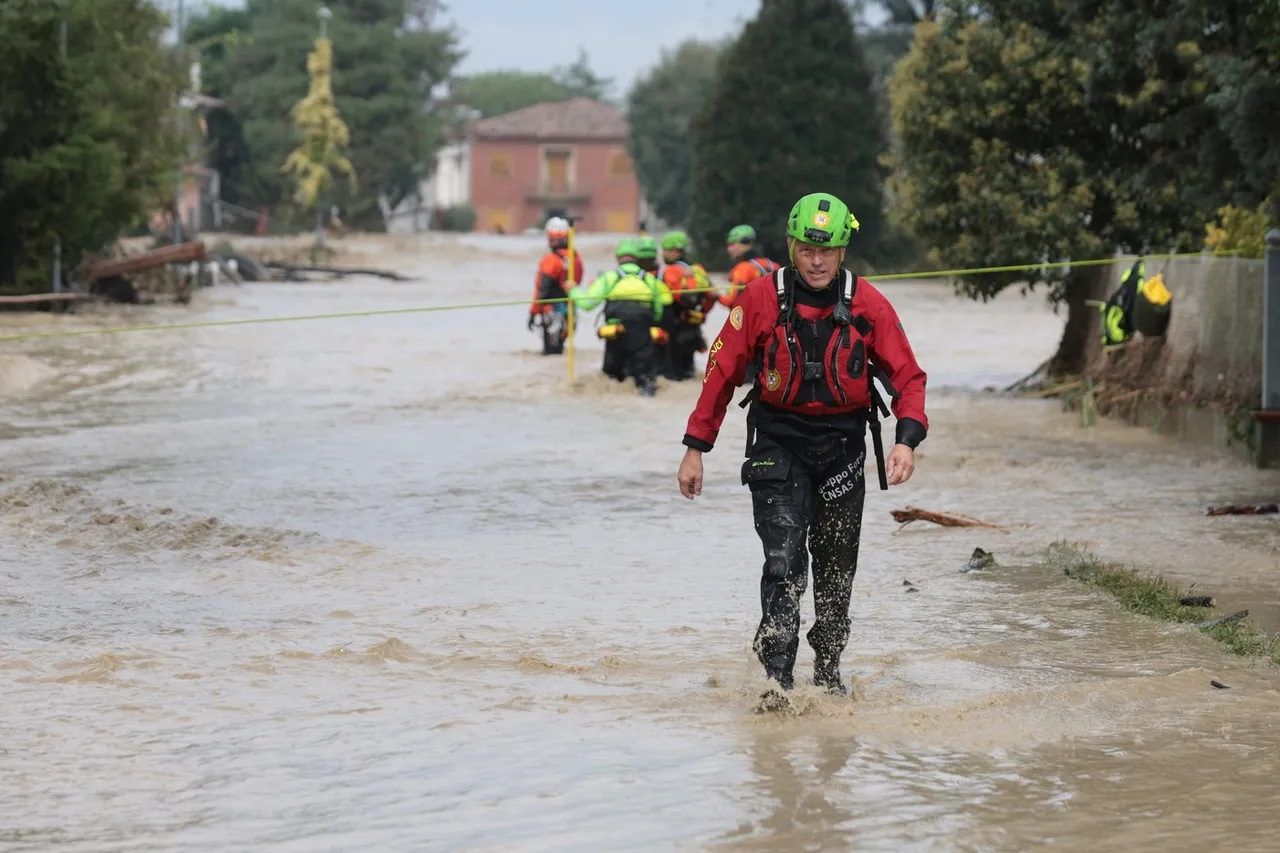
[1141,273,1171,307]
[1132,272,1172,337]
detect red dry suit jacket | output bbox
[683,269,928,452]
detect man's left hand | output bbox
[886,444,915,486]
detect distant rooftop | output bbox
[468,97,628,141]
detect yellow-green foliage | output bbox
[1204,200,1272,258]
[282,38,355,209]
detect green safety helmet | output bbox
[661,230,690,251]
[726,224,756,245]
[615,237,639,258]
[634,235,659,260]
[786,192,860,248]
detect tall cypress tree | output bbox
[689,0,885,266]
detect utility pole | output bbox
[1260,230,1280,467]
[54,1,69,293]
[173,0,185,246]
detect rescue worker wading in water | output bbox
[527,216,585,355]
[722,225,781,388]
[627,235,681,376]
[676,193,929,710]
[720,224,781,309]
[570,238,673,397]
[633,235,662,276]
[660,230,716,381]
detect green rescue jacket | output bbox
[569,262,673,323]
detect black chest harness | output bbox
[739,268,897,490]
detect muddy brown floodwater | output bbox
[2,233,1279,852]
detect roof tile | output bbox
[469,97,628,141]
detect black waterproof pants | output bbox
[667,322,703,381]
[741,434,867,689]
[601,301,658,390]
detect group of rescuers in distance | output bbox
[527,192,928,712]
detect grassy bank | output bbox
[1045,542,1280,666]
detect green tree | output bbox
[450,49,615,118]
[449,72,582,119]
[689,0,886,266]
[881,0,937,24]
[1076,0,1279,223]
[0,0,181,292]
[1196,0,1280,208]
[626,39,724,228]
[553,49,613,103]
[848,1,938,82]
[884,1,1231,373]
[189,0,460,230]
[184,5,254,218]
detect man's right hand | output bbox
[678,448,704,500]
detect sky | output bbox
[189,0,887,96]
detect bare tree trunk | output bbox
[1048,264,1109,378]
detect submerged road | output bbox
[1,233,1278,851]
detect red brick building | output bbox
[467,98,640,234]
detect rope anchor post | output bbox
[565,214,582,385]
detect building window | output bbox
[489,151,513,180]
[543,148,573,194]
[608,151,633,179]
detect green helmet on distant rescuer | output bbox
[633,236,659,261]
[786,192,860,253]
[662,230,690,251]
[615,238,639,259]
[726,224,756,245]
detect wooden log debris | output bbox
[1205,503,1279,516]
[890,506,1010,533]
[1194,609,1248,630]
[86,241,206,282]
[263,261,406,281]
[0,292,89,304]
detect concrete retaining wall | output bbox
[1081,253,1266,462]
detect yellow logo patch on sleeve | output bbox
[730,305,744,330]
